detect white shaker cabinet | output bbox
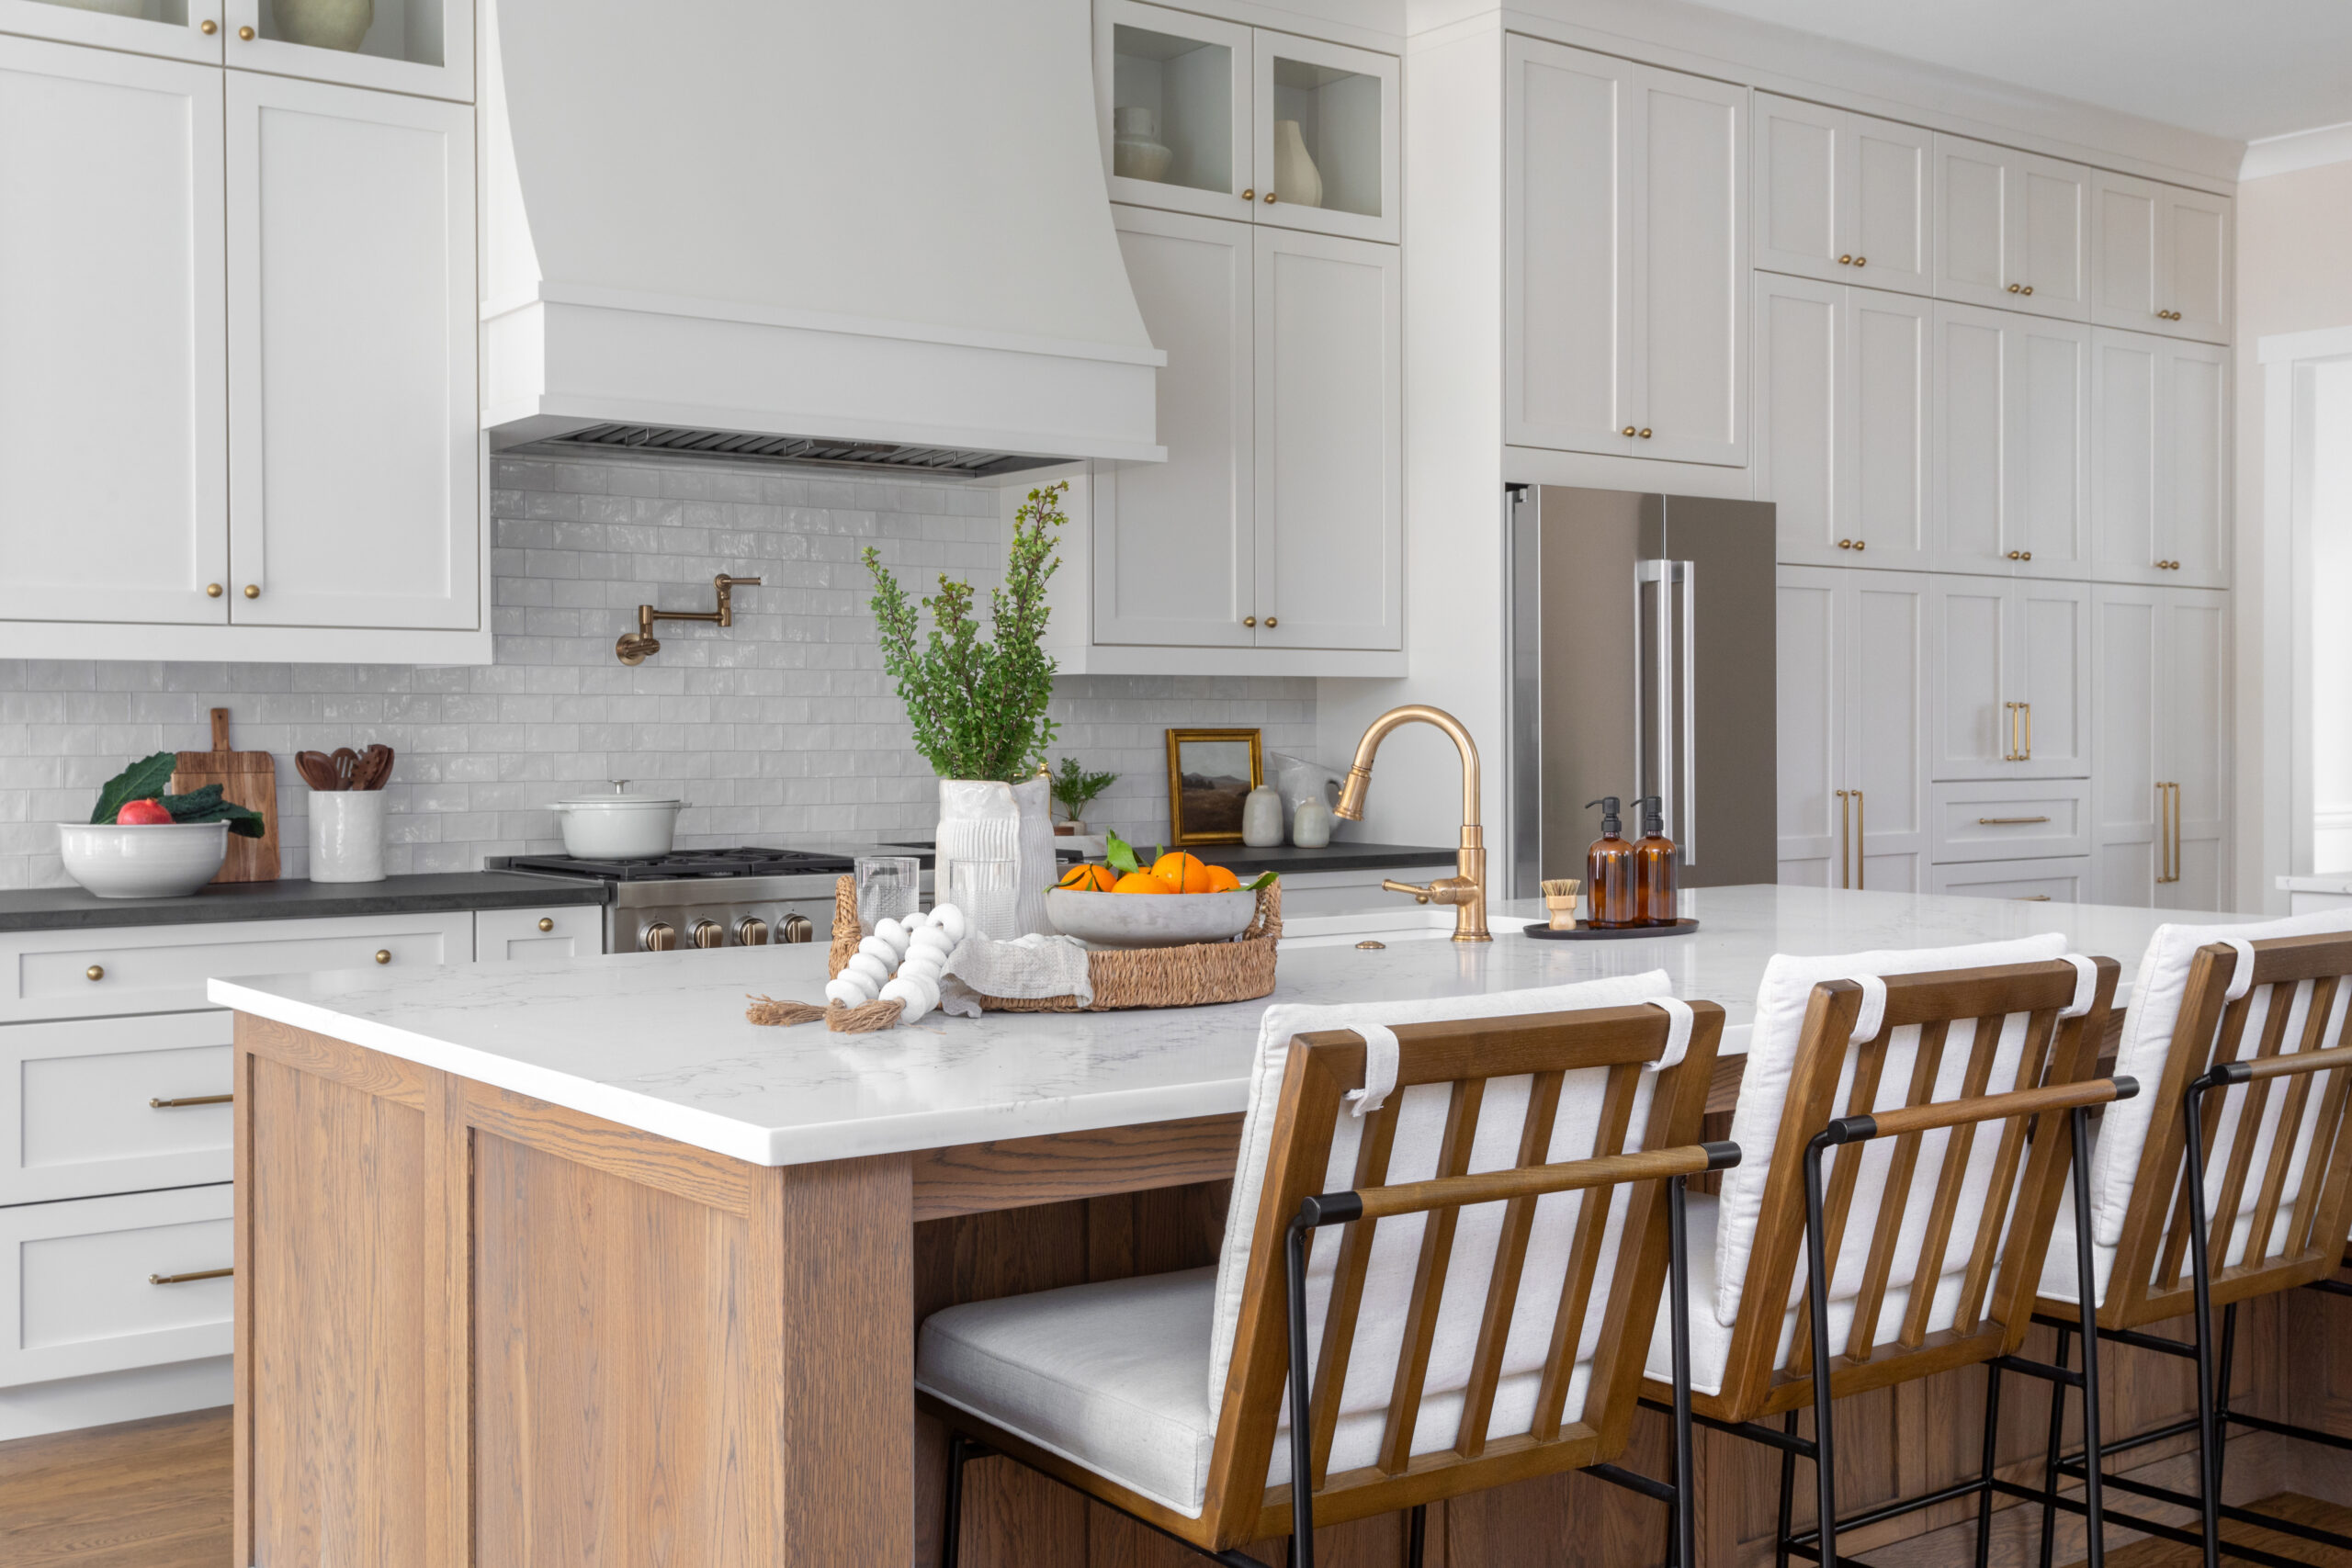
[2088,171,2232,344]
[1752,92,1932,295]
[1756,275,1931,568]
[227,75,477,632]
[1928,574,2090,782]
[1933,135,2088,321]
[1931,302,2089,579]
[0,39,228,627]
[1506,37,1746,467]
[2090,328,2229,588]
[1776,566,1930,891]
[2091,585,2228,908]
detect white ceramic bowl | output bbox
[549,790,683,858]
[1045,886,1259,949]
[58,821,228,898]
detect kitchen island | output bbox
[211,886,2284,1568]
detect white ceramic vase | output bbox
[273,0,374,51]
[1112,106,1174,183]
[1292,796,1334,848]
[935,773,1057,941]
[308,790,386,884]
[1272,120,1323,209]
[1240,784,1285,848]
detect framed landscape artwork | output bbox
[1165,728,1262,845]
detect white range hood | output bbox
[481,0,1164,477]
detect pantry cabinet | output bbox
[1776,567,1930,891]
[1755,275,1932,568]
[2091,585,2229,908]
[2090,329,2230,587]
[0,0,469,98]
[1928,574,2091,782]
[2089,171,2231,344]
[1931,301,2090,579]
[1752,92,1932,295]
[1933,134,2089,321]
[1096,207,1399,657]
[1506,36,1747,467]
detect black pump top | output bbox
[1586,796,1623,836]
[1638,795,1667,837]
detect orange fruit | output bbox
[1203,864,1241,893]
[1057,863,1116,892]
[1152,852,1213,893]
[1113,870,1173,895]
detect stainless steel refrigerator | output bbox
[1506,485,1778,898]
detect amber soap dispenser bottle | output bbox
[1585,796,1635,928]
[1634,795,1679,926]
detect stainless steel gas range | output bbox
[492,847,857,954]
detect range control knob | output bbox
[691,919,725,950]
[781,913,815,944]
[641,921,677,952]
[735,917,771,946]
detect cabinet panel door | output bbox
[1755,274,1843,563]
[0,1185,232,1389]
[1928,574,2011,780]
[1847,287,1933,567]
[1627,62,1746,466]
[1776,567,1846,885]
[1928,855,2089,903]
[1099,207,1255,647]
[2091,585,2160,906]
[2159,339,2229,585]
[1505,38,1632,455]
[1096,0,1254,224]
[227,76,476,630]
[1753,91,1841,281]
[1249,29,1399,245]
[2090,329,2162,584]
[0,0,221,63]
[0,39,226,626]
[2007,317,2090,576]
[2162,186,2231,344]
[2090,172,2164,333]
[2158,589,2228,911]
[1932,302,2013,574]
[1846,111,1932,296]
[1848,570,1930,892]
[1252,227,1400,649]
[1934,135,2013,309]
[2009,579,2091,779]
[2008,152,2089,321]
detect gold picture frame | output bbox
[1165,728,1263,846]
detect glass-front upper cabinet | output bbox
[1097,0,1397,244]
[223,0,471,102]
[0,0,224,64]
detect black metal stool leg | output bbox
[1776,1410,1799,1568]
[1804,1135,1841,1568]
[1977,1359,2005,1568]
[1669,1175,1699,1568]
[943,1433,976,1568]
[2184,1079,2224,1568]
[2070,1107,2110,1568]
[2213,1301,2239,1500]
[1407,1503,1426,1568]
[2038,1325,2072,1568]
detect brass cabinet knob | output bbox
[374,950,390,964]
[205,583,222,597]
[1838,254,1852,265]
[2021,285,2033,296]
[243,584,259,599]
[2007,283,2022,293]
[642,921,676,952]
[1241,188,1254,201]
[1243,615,1256,626]
[1851,539,1865,551]
[199,17,217,32]
[2007,550,2021,560]
[85,964,103,982]
[237,24,254,38]
[1838,539,1853,550]
[1637,428,1652,439]
[735,917,770,946]
[1264,191,1276,203]
[1853,255,1867,267]
[781,913,815,944]
[691,919,724,949]
[1263,615,1277,627]
[2020,550,2030,560]
[1622,426,1637,437]
[537,917,554,932]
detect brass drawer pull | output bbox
[150,1267,232,1285]
[374,950,391,964]
[151,1093,232,1109]
[85,964,104,982]
[537,917,555,932]
[2014,894,2052,901]
[1977,816,2051,826]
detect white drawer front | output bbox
[1928,855,2092,904]
[0,1013,235,1205]
[0,1185,233,1388]
[1929,781,2092,863]
[0,911,474,1021]
[2290,890,2352,915]
[475,904,602,964]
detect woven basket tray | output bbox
[824,874,1281,1011]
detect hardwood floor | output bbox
[0,1407,231,1568]
[2066,1495,2352,1568]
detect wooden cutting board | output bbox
[172,707,279,884]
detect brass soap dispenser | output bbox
[1633,795,1679,926]
[1584,796,1635,929]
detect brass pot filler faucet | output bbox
[1334,703,1490,942]
[616,573,762,665]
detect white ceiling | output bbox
[1683,0,2352,143]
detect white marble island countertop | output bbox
[210,884,2233,1168]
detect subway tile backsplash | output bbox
[0,457,1317,889]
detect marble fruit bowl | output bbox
[1045,887,1258,948]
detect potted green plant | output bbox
[1049,758,1117,836]
[865,480,1067,937]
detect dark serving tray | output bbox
[1523,918,1700,941]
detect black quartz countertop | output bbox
[1191,841,1457,876]
[0,871,608,932]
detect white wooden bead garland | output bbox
[755,903,968,1031]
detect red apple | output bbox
[115,798,174,825]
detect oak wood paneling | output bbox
[911,1113,1245,1220]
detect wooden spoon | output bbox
[331,749,358,789]
[295,751,341,792]
[355,744,395,791]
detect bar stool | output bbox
[916,973,1730,1568]
[2014,916,2352,1568]
[1635,935,2125,1568]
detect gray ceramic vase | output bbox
[274,0,374,51]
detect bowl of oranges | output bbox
[1046,832,1273,949]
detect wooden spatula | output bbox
[171,707,279,884]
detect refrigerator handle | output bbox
[1678,559,1696,866]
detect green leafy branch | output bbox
[1050,757,1117,821]
[92,752,266,838]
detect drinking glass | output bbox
[854,855,921,935]
[948,858,1018,943]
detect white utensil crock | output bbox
[935,773,1057,941]
[308,790,386,883]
